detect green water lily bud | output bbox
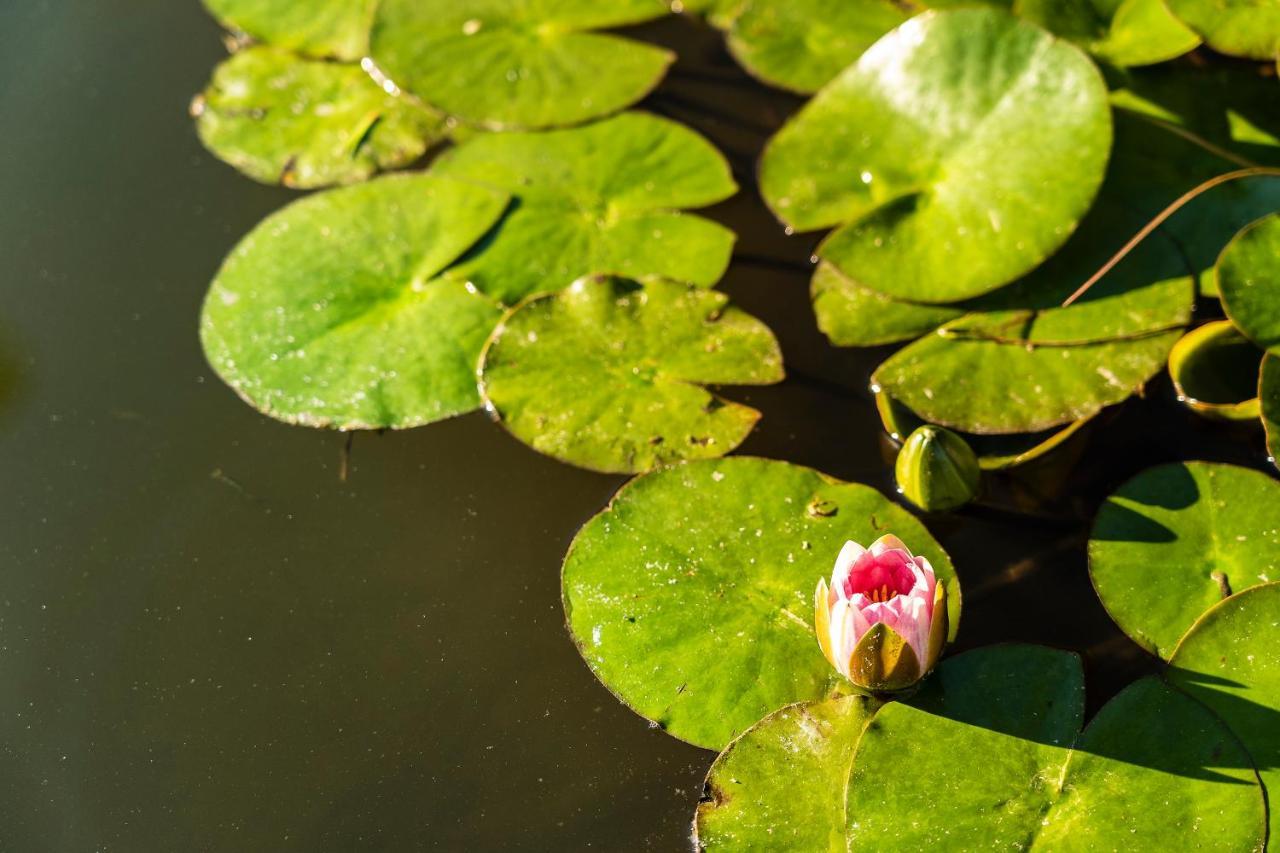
[895,426,980,512]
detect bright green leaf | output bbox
[1165,0,1280,59]
[202,0,376,61]
[812,262,963,348]
[1017,0,1199,67]
[1219,213,1280,352]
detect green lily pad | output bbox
[430,112,737,304]
[1261,354,1280,466]
[694,695,879,850]
[1090,462,1280,660]
[479,277,781,473]
[1169,581,1280,841]
[725,0,908,94]
[1167,320,1263,421]
[193,46,444,189]
[678,0,746,28]
[1165,0,1280,59]
[1219,213,1280,353]
[561,456,960,749]
[759,9,1111,303]
[848,669,1265,850]
[203,0,376,61]
[1017,0,1199,67]
[369,0,674,129]
[812,262,963,348]
[201,174,510,429]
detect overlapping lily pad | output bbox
[1090,462,1280,659]
[369,0,674,129]
[1169,582,1280,840]
[1165,0,1280,59]
[1018,0,1199,67]
[1167,321,1263,421]
[1219,213,1280,353]
[759,9,1110,303]
[725,0,907,94]
[201,174,510,429]
[812,262,963,348]
[479,278,781,473]
[561,456,960,749]
[203,0,376,61]
[194,46,445,189]
[431,112,737,304]
[1262,355,1280,465]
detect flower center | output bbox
[865,583,898,603]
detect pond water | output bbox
[0,2,1265,849]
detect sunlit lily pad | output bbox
[1165,0,1280,59]
[479,277,781,473]
[1167,321,1263,421]
[431,112,737,304]
[1018,0,1199,67]
[561,456,960,749]
[725,0,907,94]
[1219,213,1280,353]
[1090,462,1280,660]
[1169,581,1280,841]
[759,9,1110,303]
[203,0,376,61]
[848,669,1265,849]
[812,262,963,348]
[369,0,674,129]
[194,46,444,189]
[201,174,510,429]
[1262,355,1280,466]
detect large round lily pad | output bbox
[1090,462,1280,660]
[194,46,444,189]
[561,456,960,749]
[695,645,1075,850]
[725,0,907,94]
[759,9,1111,303]
[1165,0,1280,59]
[848,670,1265,850]
[369,0,674,129]
[1169,582,1280,842]
[202,0,376,61]
[431,111,737,304]
[479,278,782,473]
[1219,213,1280,354]
[201,174,510,429]
[1018,0,1199,67]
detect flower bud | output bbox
[894,425,980,512]
[815,535,947,693]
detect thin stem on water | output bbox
[1060,167,1280,308]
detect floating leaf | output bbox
[202,0,376,61]
[1169,582,1280,841]
[1018,0,1199,67]
[561,456,960,749]
[1165,0,1280,59]
[201,174,510,429]
[1090,462,1280,660]
[1167,320,1263,421]
[725,0,907,94]
[369,0,674,129]
[194,46,444,189]
[848,667,1265,849]
[759,9,1110,303]
[1219,213,1280,353]
[479,277,781,473]
[1262,354,1280,465]
[812,262,963,348]
[431,112,737,304]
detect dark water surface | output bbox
[0,3,1266,850]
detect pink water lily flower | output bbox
[814,534,948,692]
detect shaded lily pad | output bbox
[201,174,510,429]
[203,0,376,61]
[759,9,1111,303]
[1169,581,1280,841]
[1018,0,1199,67]
[725,0,908,94]
[369,0,674,129]
[431,112,737,304]
[1165,0,1280,59]
[1219,213,1280,353]
[561,456,960,749]
[194,46,445,189]
[1090,462,1280,660]
[812,262,963,348]
[1261,354,1280,465]
[479,277,781,473]
[1167,320,1263,421]
[848,669,1265,850]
